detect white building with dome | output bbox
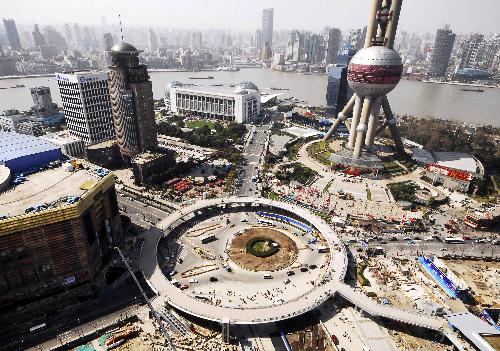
[166,81,261,123]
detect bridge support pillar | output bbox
[222,318,231,344]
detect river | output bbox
[0,68,499,127]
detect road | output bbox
[117,192,170,226]
[235,123,271,197]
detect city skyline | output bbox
[0,0,499,33]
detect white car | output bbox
[189,278,198,283]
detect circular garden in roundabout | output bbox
[228,227,299,272]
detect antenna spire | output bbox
[118,14,124,41]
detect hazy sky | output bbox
[1,0,499,33]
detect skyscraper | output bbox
[459,33,484,69]
[63,23,73,44]
[191,32,203,50]
[44,26,68,51]
[32,24,46,48]
[286,30,303,62]
[326,66,352,115]
[55,71,116,145]
[103,33,114,51]
[325,27,342,64]
[108,42,158,162]
[428,26,456,77]
[3,19,22,51]
[73,23,82,47]
[254,29,262,51]
[148,28,159,52]
[262,8,274,48]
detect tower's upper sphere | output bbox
[347,46,403,96]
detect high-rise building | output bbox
[349,27,366,52]
[308,34,325,63]
[148,28,159,52]
[262,8,274,48]
[326,65,352,115]
[459,33,484,69]
[254,29,262,51]
[325,27,342,64]
[44,26,68,51]
[191,32,203,50]
[40,45,59,59]
[32,24,46,48]
[3,19,22,51]
[261,42,272,61]
[474,35,500,70]
[286,30,302,61]
[107,42,158,162]
[30,86,57,118]
[55,71,116,145]
[0,49,17,76]
[103,32,114,51]
[428,26,456,77]
[73,23,82,47]
[63,23,73,44]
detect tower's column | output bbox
[353,96,372,158]
[323,94,356,141]
[385,0,403,49]
[364,0,383,48]
[381,96,405,155]
[365,96,383,150]
[347,95,364,149]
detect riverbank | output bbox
[0,73,54,80]
[420,79,499,89]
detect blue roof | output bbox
[0,131,59,164]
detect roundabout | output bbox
[142,197,348,325]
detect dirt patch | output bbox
[228,227,298,271]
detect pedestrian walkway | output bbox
[336,284,444,331]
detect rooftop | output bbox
[172,83,260,98]
[110,41,140,54]
[0,131,58,164]
[434,152,479,174]
[0,165,101,217]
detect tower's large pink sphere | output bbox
[347,46,403,96]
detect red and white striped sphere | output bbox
[347,46,403,96]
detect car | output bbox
[287,271,295,276]
[209,277,218,282]
[403,237,412,241]
[389,237,398,241]
[180,284,189,290]
[189,278,198,283]
[300,267,309,272]
[380,240,387,244]
[168,270,178,276]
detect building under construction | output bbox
[0,164,123,308]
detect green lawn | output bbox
[308,141,332,165]
[186,120,215,129]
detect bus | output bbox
[444,237,465,244]
[29,323,47,333]
[257,218,274,226]
[200,234,217,244]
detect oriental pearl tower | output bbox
[324,0,406,170]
